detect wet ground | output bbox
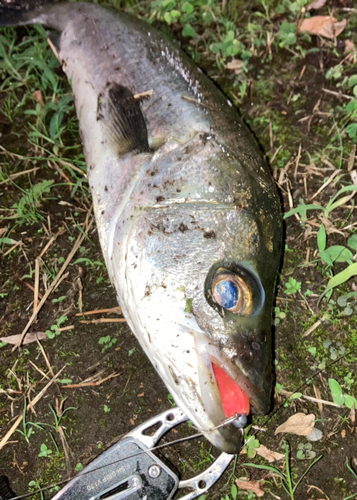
[1,1,357,499]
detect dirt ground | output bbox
[1,1,357,499]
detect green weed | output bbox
[284,277,302,295]
[48,403,77,432]
[16,397,45,444]
[243,426,260,459]
[329,378,357,408]
[12,179,54,225]
[38,443,53,458]
[98,335,117,353]
[243,441,322,500]
[46,315,69,339]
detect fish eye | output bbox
[205,261,265,316]
[212,272,252,314]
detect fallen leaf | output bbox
[345,39,355,53]
[226,59,244,74]
[275,413,315,436]
[345,40,356,63]
[33,90,45,107]
[298,16,347,39]
[349,404,355,424]
[256,444,285,462]
[0,227,7,237]
[307,0,327,10]
[236,478,265,497]
[0,332,48,345]
[58,201,74,206]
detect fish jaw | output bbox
[192,320,272,417]
[116,286,246,454]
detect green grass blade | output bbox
[241,462,286,480]
[283,203,324,219]
[292,455,323,493]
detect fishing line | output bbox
[7,346,357,500]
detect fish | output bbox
[0,1,282,453]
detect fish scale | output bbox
[0,1,282,454]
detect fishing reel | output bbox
[0,408,235,500]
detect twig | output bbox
[0,167,40,186]
[79,318,126,324]
[58,426,72,475]
[133,89,153,102]
[14,212,93,349]
[28,360,50,380]
[322,88,353,100]
[302,314,330,337]
[39,227,65,259]
[55,399,72,475]
[310,169,339,201]
[313,385,323,414]
[280,389,340,408]
[0,365,66,450]
[4,241,22,256]
[62,372,121,388]
[47,36,59,60]
[36,339,55,378]
[76,306,122,316]
[56,325,74,332]
[270,145,282,165]
[16,275,42,298]
[348,145,356,172]
[33,257,40,318]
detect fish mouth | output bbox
[184,325,270,454]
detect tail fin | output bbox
[0,0,73,30]
[0,0,53,26]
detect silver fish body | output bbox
[1,2,282,453]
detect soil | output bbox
[1,3,357,500]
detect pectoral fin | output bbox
[98,82,150,155]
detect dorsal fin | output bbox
[97,83,150,156]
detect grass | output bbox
[0,0,357,499]
[243,441,323,500]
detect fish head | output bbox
[114,196,281,453]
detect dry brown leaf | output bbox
[226,59,244,74]
[345,40,357,63]
[275,413,315,436]
[298,16,347,39]
[344,40,357,63]
[0,332,48,345]
[307,0,327,10]
[345,39,355,53]
[236,479,265,497]
[351,170,357,186]
[33,90,45,107]
[256,444,285,462]
[0,227,7,237]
